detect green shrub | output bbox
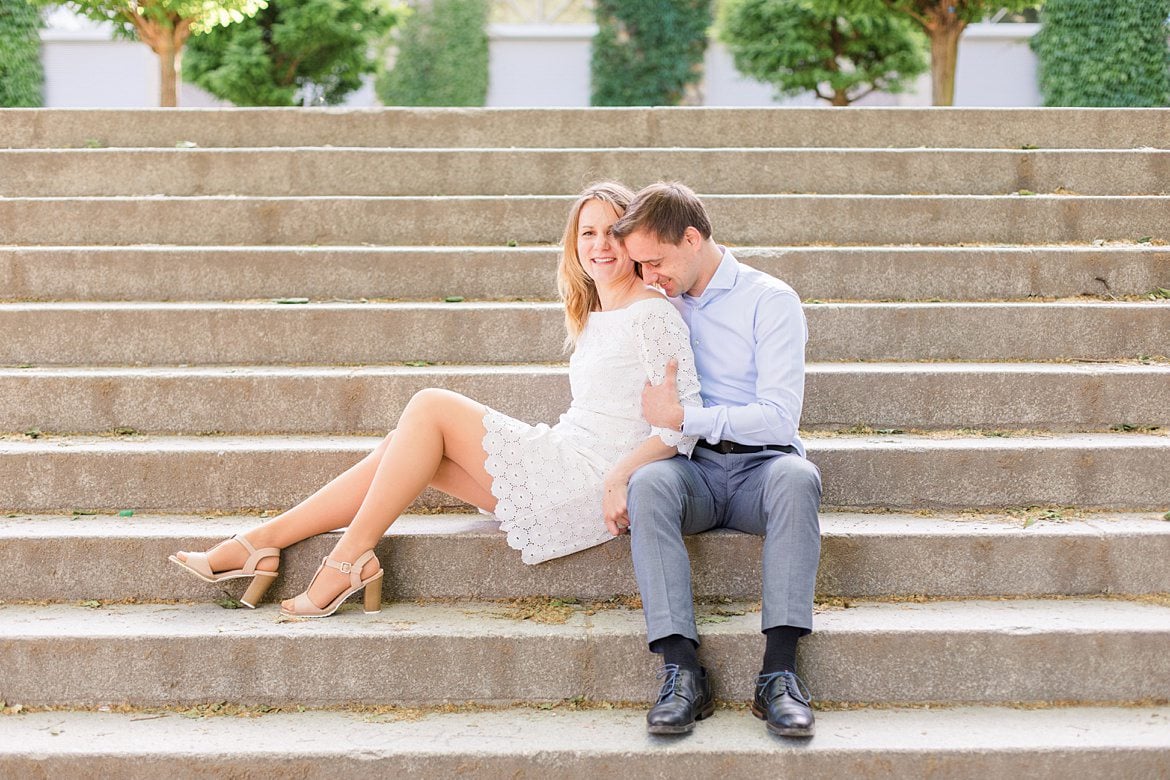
[592,0,712,106]
[377,0,489,107]
[718,0,927,106]
[184,0,404,106]
[0,0,44,107]
[1032,0,1170,107]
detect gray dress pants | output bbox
[627,448,822,646]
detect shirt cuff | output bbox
[682,406,718,441]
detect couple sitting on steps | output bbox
[170,180,823,738]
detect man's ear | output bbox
[683,226,702,250]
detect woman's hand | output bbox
[603,477,630,536]
[601,439,678,537]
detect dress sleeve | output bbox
[632,300,702,457]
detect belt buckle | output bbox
[718,440,736,454]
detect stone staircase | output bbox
[1,107,1168,776]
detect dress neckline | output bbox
[593,295,668,316]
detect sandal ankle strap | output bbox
[231,533,280,574]
[323,550,378,589]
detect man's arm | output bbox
[644,288,807,446]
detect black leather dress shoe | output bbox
[752,670,815,737]
[646,664,715,735]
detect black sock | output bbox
[650,634,700,672]
[761,625,803,675]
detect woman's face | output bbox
[576,199,636,286]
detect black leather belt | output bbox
[696,440,797,455]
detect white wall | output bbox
[39,9,229,108]
[488,22,1047,108]
[955,23,1043,107]
[487,24,595,107]
[37,8,1046,109]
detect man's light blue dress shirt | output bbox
[674,247,808,457]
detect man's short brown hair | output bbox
[612,181,712,244]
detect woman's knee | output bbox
[404,387,451,413]
[399,388,463,428]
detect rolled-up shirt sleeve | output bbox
[682,288,806,446]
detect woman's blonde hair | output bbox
[557,181,636,350]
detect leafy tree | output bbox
[42,0,266,106]
[592,0,713,106]
[718,0,927,106]
[184,0,404,106]
[1031,0,1170,106]
[0,0,44,106]
[846,0,1042,105]
[376,0,488,106]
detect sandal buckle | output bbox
[337,562,353,573]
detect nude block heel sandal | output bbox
[168,533,281,608]
[239,572,278,608]
[280,549,383,619]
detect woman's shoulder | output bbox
[624,292,678,314]
[584,293,683,336]
[626,293,685,323]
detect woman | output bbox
[170,182,702,617]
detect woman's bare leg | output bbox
[177,394,496,576]
[282,388,495,610]
[175,445,383,573]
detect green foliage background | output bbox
[718,0,927,105]
[184,0,403,106]
[48,0,267,37]
[592,0,712,106]
[0,0,44,106]
[1032,0,1170,106]
[866,0,1039,25]
[376,0,488,107]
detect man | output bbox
[612,182,822,737]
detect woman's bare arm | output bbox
[602,436,678,535]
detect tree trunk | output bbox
[159,36,178,107]
[831,90,850,106]
[926,11,967,106]
[127,11,192,108]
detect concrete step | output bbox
[6,148,1170,197]
[1,433,1166,513]
[6,707,1170,780]
[2,363,1168,435]
[2,302,1167,365]
[0,301,567,366]
[4,107,1169,149]
[5,706,1169,779]
[3,195,1168,246]
[1,598,1167,706]
[1,513,1165,603]
[0,365,569,435]
[4,245,1167,303]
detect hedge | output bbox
[1032,0,1170,107]
[0,0,44,107]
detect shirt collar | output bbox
[682,246,738,304]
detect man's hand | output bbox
[642,358,685,431]
[603,480,630,535]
